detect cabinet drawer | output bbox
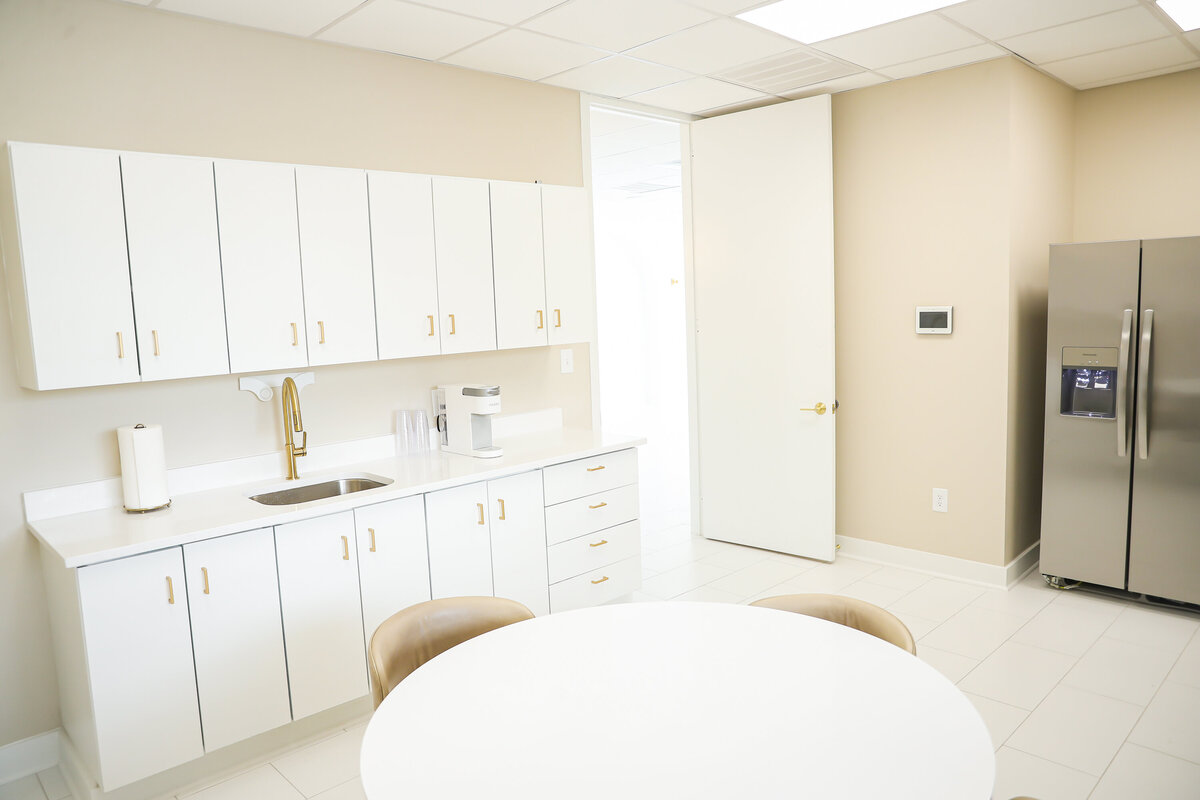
[548,521,640,584]
[543,448,638,505]
[545,484,638,546]
[549,555,642,614]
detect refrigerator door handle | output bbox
[1117,309,1134,457]
[1137,309,1154,460]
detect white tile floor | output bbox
[5,527,1199,800]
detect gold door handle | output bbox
[318,320,326,344]
[591,575,609,584]
[537,310,544,330]
[477,502,485,525]
[368,527,376,552]
[427,315,435,337]
[341,535,349,561]
[449,314,456,335]
[152,329,160,356]
[588,501,607,510]
[800,402,827,415]
[117,331,125,359]
[498,499,506,520]
[586,465,605,472]
[201,567,210,595]
[554,308,562,328]
[589,539,608,548]
[166,576,174,604]
[291,322,299,346]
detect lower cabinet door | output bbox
[425,482,493,598]
[487,472,550,615]
[77,548,204,790]
[275,512,369,719]
[183,529,292,751]
[355,496,432,645]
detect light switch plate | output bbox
[560,348,574,374]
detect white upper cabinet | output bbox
[432,177,496,354]
[542,185,596,345]
[295,166,378,366]
[121,152,230,382]
[491,181,548,351]
[214,159,308,374]
[8,142,139,390]
[368,171,441,360]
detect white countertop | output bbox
[30,428,644,569]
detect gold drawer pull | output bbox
[201,567,210,595]
[554,308,562,328]
[318,320,326,344]
[589,539,608,548]
[591,575,609,585]
[166,576,175,604]
[498,498,506,520]
[477,503,485,525]
[291,322,299,346]
[586,465,605,472]
[537,309,544,330]
[449,314,456,335]
[588,501,607,510]
[427,315,435,337]
[341,535,350,561]
[368,527,376,552]
[152,329,161,356]
[117,331,125,359]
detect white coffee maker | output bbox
[434,384,503,458]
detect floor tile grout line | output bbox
[270,762,308,799]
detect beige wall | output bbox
[0,0,589,748]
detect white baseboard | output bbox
[0,728,59,784]
[836,536,1040,589]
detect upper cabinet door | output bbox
[368,171,441,360]
[214,160,308,374]
[542,185,596,345]
[8,143,139,390]
[432,177,496,354]
[295,166,378,366]
[121,152,230,382]
[491,181,548,351]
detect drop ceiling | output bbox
[124,0,1200,117]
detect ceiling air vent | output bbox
[717,48,861,96]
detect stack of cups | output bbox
[395,410,431,455]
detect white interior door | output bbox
[690,96,835,560]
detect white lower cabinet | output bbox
[487,472,550,616]
[76,548,204,790]
[183,529,292,752]
[274,512,369,720]
[549,556,643,613]
[425,482,494,598]
[355,496,432,645]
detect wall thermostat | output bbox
[916,306,953,334]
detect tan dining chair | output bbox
[749,593,917,655]
[368,596,535,708]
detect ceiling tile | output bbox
[544,56,693,97]
[781,72,888,99]
[810,13,984,69]
[406,0,566,25]
[522,0,714,53]
[442,29,606,80]
[157,0,365,37]
[628,18,801,75]
[696,95,786,117]
[119,0,156,6]
[717,48,859,94]
[940,0,1137,41]
[1000,6,1173,64]
[317,1,503,60]
[1076,60,1200,89]
[1041,36,1196,86]
[878,43,1006,79]
[681,0,771,15]
[627,76,767,113]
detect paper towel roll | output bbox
[117,424,171,512]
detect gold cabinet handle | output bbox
[427,315,435,337]
[291,322,299,346]
[554,308,562,328]
[117,331,125,359]
[498,498,506,520]
[318,320,326,344]
[201,567,210,595]
[589,539,608,548]
[152,329,160,356]
[477,502,485,525]
[166,576,174,604]
[449,314,456,335]
[368,527,376,552]
[800,402,827,416]
[591,575,609,585]
[537,309,544,330]
[341,535,350,561]
[588,501,608,510]
[586,465,605,472]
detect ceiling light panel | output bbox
[939,0,1138,42]
[157,0,365,37]
[1000,6,1172,64]
[523,0,714,53]
[1158,0,1200,31]
[1040,35,1196,86]
[717,50,860,94]
[628,76,767,114]
[318,1,503,61]
[407,0,568,25]
[628,18,802,75]
[544,56,694,97]
[737,0,956,44]
[442,29,606,80]
[810,14,984,69]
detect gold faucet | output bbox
[281,377,307,480]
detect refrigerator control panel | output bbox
[1060,347,1119,419]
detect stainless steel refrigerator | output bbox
[1040,236,1200,607]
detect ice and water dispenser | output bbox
[1059,347,1119,419]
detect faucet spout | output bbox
[281,377,308,480]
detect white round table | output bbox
[360,602,994,799]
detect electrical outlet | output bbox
[560,348,574,374]
[932,488,949,513]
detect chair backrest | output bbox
[749,593,917,655]
[367,596,535,708]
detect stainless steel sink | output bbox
[250,476,392,506]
